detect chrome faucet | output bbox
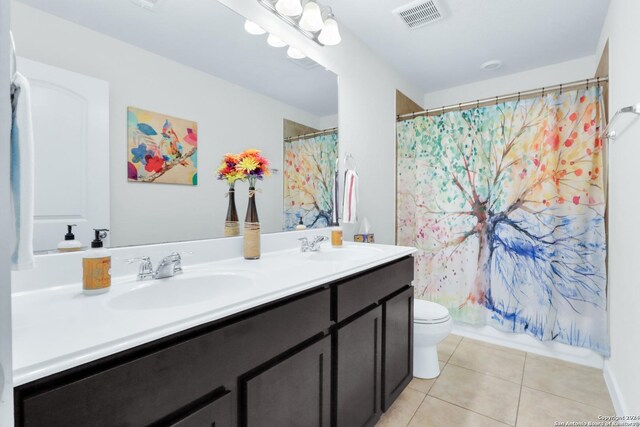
[154,252,183,279]
[126,252,184,280]
[299,235,329,252]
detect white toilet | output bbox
[413,299,453,379]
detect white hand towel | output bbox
[342,169,358,224]
[10,72,35,270]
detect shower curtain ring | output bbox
[597,77,601,88]
[542,87,545,97]
[517,92,521,102]
[560,84,563,94]
[458,103,462,111]
[586,78,590,89]
[476,100,480,109]
[495,96,498,105]
[441,106,445,115]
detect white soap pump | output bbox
[57,224,82,252]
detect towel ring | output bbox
[344,153,357,172]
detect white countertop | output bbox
[12,238,415,386]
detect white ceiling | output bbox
[15,0,338,117]
[332,0,609,93]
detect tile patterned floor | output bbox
[376,335,615,427]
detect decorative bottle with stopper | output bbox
[57,224,82,252]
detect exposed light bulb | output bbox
[318,16,341,46]
[287,46,306,59]
[267,33,287,48]
[244,20,266,35]
[275,0,302,16]
[299,2,324,32]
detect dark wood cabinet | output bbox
[382,286,414,411]
[336,306,383,427]
[243,336,331,427]
[14,256,414,427]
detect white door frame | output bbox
[0,0,15,424]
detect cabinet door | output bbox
[170,391,232,427]
[382,286,413,410]
[336,306,382,427]
[244,336,331,427]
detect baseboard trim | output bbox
[603,361,628,416]
[452,322,604,368]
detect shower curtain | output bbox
[397,87,609,355]
[284,131,338,230]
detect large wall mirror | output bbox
[11,0,338,251]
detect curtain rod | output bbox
[284,127,338,142]
[397,77,609,121]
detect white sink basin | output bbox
[302,245,383,262]
[109,271,255,310]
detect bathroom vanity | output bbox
[11,235,415,427]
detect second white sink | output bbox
[302,245,383,262]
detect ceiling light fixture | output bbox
[287,46,306,59]
[299,1,324,32]
[257,0,342,46]
[267,33,287,48]
[275,0,303,16]
[481,60,502,71]
[318,8,341,46]
[244,20,267,35]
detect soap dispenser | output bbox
[82,229,111,295]
[57,224,82,252]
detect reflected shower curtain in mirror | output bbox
[284,132,338,230]
[396,87,609,355]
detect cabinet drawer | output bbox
[18,288,331,427]
[335,257,414,322]
[170,391,232,427]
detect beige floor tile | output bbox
[438,334,462,363]
[408,396,510,427]
[517,387,614,427]
[408,361,446,394]
[523,355,614,411]
[376,386,426,427]
[461,337,526,356]
[429,364,520,425]
[448,339,525,383]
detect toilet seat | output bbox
[414,299,451,325]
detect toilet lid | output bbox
[414,299,450,324]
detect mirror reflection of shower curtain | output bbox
[283,131,338,230]
[396,87,609,356]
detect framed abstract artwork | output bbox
[127,107,198,185]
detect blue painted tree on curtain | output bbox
[397,88,608,355]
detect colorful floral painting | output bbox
[127,107,198,185]
[284,132,338,230]
[397,88,608,355]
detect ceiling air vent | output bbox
[130,0,165,12]
[288,57,321,71]
[393,0,444,29]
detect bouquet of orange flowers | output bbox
[236,149,271,186]
[216,153,245,188]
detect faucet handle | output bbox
[125,256,154,280]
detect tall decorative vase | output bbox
[224,187,239,237]
[244,186,260,259]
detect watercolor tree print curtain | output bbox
[397,87,608,355]
[284,132,338,230]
